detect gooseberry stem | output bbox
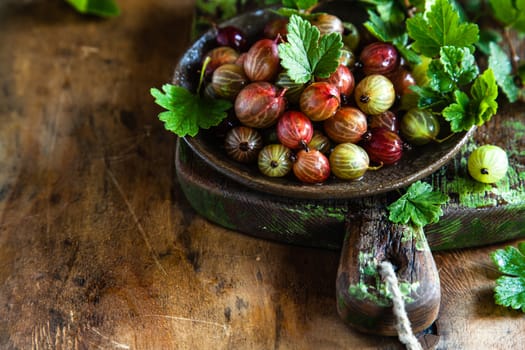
[433,132,456,144]
[198,56,211,94]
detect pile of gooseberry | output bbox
[201,13,444,184]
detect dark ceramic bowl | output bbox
[173,7,474,200]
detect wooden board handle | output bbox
[335,197,440,336]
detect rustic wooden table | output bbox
[1,0,524,349]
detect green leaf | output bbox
[428,60,455,93]
[491,244,525,276]
[488,42,520,103]
[426,46,478,94]
[490,243,525,312]
[470,68,499,125]
[278,14,342,83]
[150,84,232,138]
[442,90,473,132]
[66,0,120,17]
[282,0,317,10]
[392,34,421,65]
[406,0,479,57]
[488,0,525,32]
[387,181,449,228]
[363,10,394,42]
[410,85,450,109]
[494,277,525,312]
[440,46,479,86]
[442,69,498,132]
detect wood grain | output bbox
[336,198,440,336]
[1,1,525,349]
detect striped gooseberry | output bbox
[243,38,280,82]
[224,126,264,163]
[299,82,341,122]
[293,149,331,184]
[211,63,249,100]
[361,127,404,165]
[258,144,293,177]
[323,107,368,144]
[400,108,440,145]
[359,42,399,75]
[234,82,286,128]
[354,74,395,115]
[276,111,314,149]
[329,143,372,180]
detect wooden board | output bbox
[1,0,525,349]
[176,100,525,251]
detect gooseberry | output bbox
[308,130,332,154]
[211,63,249,100]
[359,42,399,75]
[224,126,264,163]
[318,64,355,97]
[329,143,371,180]
[258,144,293,177]
[243,38,281,82]
[203,46,240,76]
[293,149,331,183]
[263,18,288,39]
[400,108,440,145]
[323,107,368,144]
[342,22,360,51]
[234,82,286,128]
[309,13,344,35]
[276,111,314,149]
[216,25,248,51]
[361,127,404,165]
[276,72,306,105]
[387,67,416,97]
[354,74,395,115]
[368,111,399,133]
[299,82,341,122]
[467,145,509,184]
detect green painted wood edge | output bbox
[176,133,525,251]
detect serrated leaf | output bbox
[387,181,449,228]
[490,243,525,312]
[428,60,455,93]
[363,11,420,65]
[393,34,421,65]
[488,42,520,102]
[471,68,498,125]
[406,0,479,57]
[491,245,525,277]
[278,14,342,83]
[151,84,231,138]
[442,90,473,132]
[363,10,391,42]
[314,32,345,78]
[494,276,525,312]
[440,46,479,86]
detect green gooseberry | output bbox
[467,145,509,184]
[400,108,440,146]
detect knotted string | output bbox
[378,261,423,350]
